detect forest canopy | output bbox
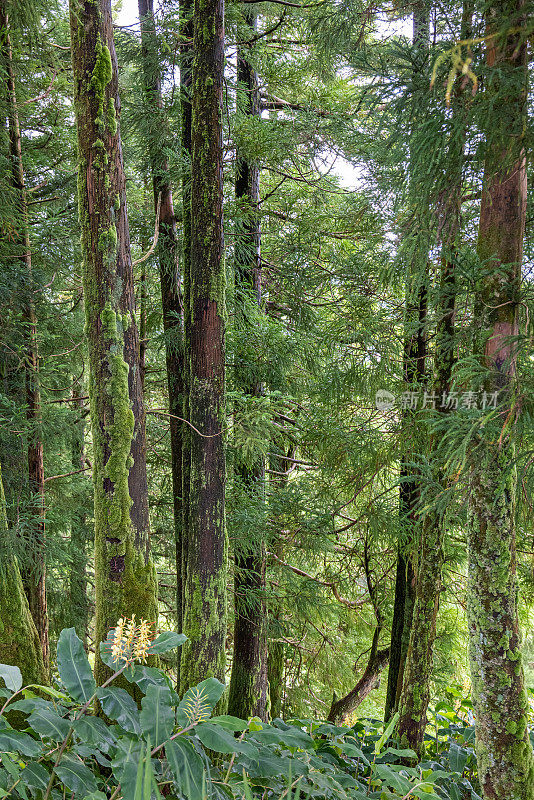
[0,0,533,798]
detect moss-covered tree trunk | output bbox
[0,0,49,671]
[69,379,90,647]
[227,12,268,720]
[384,2,429,722]
[138,0,184,654]
[69,0,158,687]
[179,0,193,677]
[0,462,47,688]
[467,3,533,796]
[180,0,227,692]
[396,3,471,754]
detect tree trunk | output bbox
[138,0,184,668]
[179,0,193,681]
[180,0,227,692]
[328,632,389,725]
[0,462,47,689]
[69,0,158,688]
[467,3,533,796]
[227,11,268,722]
[396,2,471,755]
[69,379,90,647]
[384,2,429,722]
[0,0,49,672]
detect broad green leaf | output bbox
[112,736,143,800]
[195,722,257,757]
[336,740,370,764]
[73,716,116,752]
[374,764,412,794]
[210,715,248,732]
[55,753,98,796]
[57,628,96,704]
[177,678,225,726]
[140,684,174,746]
[0,665,22,693]
[99,633,124,671]
[28,707,71,741]
[166,737,209,800]
[147,631,187,655]
[21,762,49,790]
[125,665,170,694]
[374,712,399,755]
[449,742,468,774]
[0,729,42,757]
[249,725,313,749]
[97,687,141,734]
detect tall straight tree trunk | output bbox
[69,0,158,687]
[69,379,90,647]
[0,461,47,688]
[179,0,193,675]
[384,2,429,721]
[138,0,184,654]
[180,0,227,692]
[467,3,533,796]
[0,0,49,671]
[396,3,472,754]
[227,12,268,720]
[266,445,294,719]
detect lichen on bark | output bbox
[69,0,158,692]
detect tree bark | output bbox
[69,0,158,688]
[0,0,49,672]
[69,379,90,647]
[227,11,268,722]
[179,0,193,681]
[0,461,47,690]
[396,2,471,755]
[180,0,227,692]
[384,1,429,722]
[328,634,389,725]
[137,0,184,667]
[467,3,533,796]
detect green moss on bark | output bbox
[0,464,48,689]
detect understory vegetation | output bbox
[1,0,534,798]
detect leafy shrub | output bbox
[0,628,481,800]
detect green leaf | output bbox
[21,762,50,790]
[112,736,143,800]
[449,742,468,774]
[249,724,313,749]
[147,631,187,655]
[55,753,98,796]
[97,687,141,734]
[374,764,412,794]
[374,712,399,755]
[0,665,22,693]
[166,737,209,800]
[28,707,71,741]
[125,665,171,694]
[177,678,225,726]
[336,740,370,764]
[140,684,174,746]
[195,722,257,757]
[73,716,116,752]
[0,729,42,757]
[57,628,96,704]
[210,715,248,732]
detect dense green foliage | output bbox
[0,629,485,800]
[1,0,534,796]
